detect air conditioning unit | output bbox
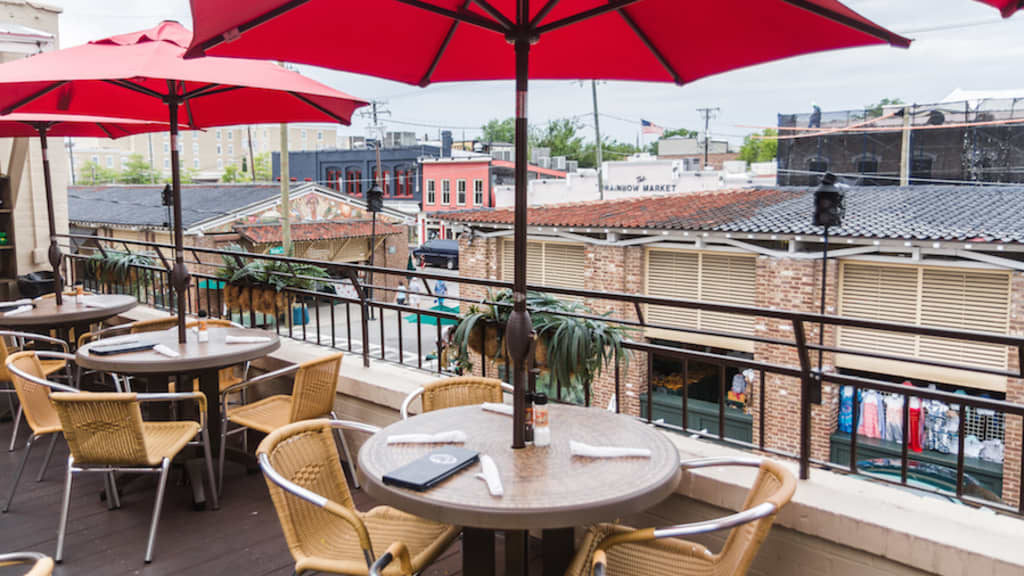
[566,160,578,173]
[552,156,566,170]
[538,157,551,169]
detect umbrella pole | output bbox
[37,127,63,305]
[168,95,189,343]
[505,25,533,449]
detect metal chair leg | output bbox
[103,472,116,511]
[36,433,59,482]
[8,405,22,452]
[3,433,36,513]
[55,456,74,563]
[145,459,171,563]
[217,416,229,497]
[200,428,219,510]
[108,472,121,509]
[331,411,360,490]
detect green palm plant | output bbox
[87,250,154,292]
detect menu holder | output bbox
[382,447,479,492]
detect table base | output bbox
[461,527,573,576]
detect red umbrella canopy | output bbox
[975,0,1023,17]
[0,113,169,138]
[0,21,367,126]
[186,0,910,86]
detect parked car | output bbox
[413,239,459,270]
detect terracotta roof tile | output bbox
[235,219,404,244]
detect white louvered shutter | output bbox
[918,269,1008,370]
[838,263,919,357]
[646,249,699,330]
[542,243,585,302]
[699,253,757,335]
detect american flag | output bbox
[641,119,664,136]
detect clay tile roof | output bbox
[234,219,404,244]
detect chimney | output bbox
[441,130,452,158]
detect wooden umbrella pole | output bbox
[168,89,189,343]
[37,126,63,304]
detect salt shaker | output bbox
[533,393,550,447]
[74,282,85,306]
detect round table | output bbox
[358,404,681,576]
[78,325,280,507]
[0,294,137,343]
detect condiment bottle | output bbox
[74,282,85,305]
[533,393,550,447]
[197,310,209,343]
[524,392,535,443]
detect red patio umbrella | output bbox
[0,21,368,341]
[184,0,909,451]
[975,0,1023,17]
[0,114,171,304]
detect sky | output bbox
[41,0,1024,147]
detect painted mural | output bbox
[206,191,377,233]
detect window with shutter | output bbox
[646,249,699,330]
[838,263,918,357]
[699,253,757,335]
[501,239,583,301]
[918,268,1008,370]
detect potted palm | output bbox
[87,250,154,295]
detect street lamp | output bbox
[366,182,384,320]
[812,172,844,404]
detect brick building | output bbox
[442,185,1024,505]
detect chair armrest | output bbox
[400,387,424,420]
[220,364,299,399]
[5,353,78,393]
[0,331,69,353]
[328,419,382,435]
[138,391,208,428]
[500,383,514,394]
[257,452,374,553]
[369,542,413,576]
[679,456,764,470]
[591,550,607,576]
[77,324,131,346]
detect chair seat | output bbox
[141,421,200,466]
[40,359,65,376]
[565,523,715,576]
[294,505,460,576]
[226,394,294,434]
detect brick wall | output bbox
[1003,271,1024,507]
[370,232,409,303]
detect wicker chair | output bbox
[567,457,797,576]
[218,352,357,494]
[0,552,54,576]
[2,351,77,514]
[49,389,219,564]
[399,376,512,419]
[258,419,461,576]
[2,332,70,453]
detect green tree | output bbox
[737,128,778,164]
[652,127,698,155]
[864,97,904,118]
[481,117,515,143]
[78,160,119,185]
[253,152,272,181]
[535,118,585,163]
[118,153,159,184]
[221,164,242,183]
[579,139,641,167]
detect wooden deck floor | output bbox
[0,418,541,576]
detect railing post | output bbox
[792,319,813,480]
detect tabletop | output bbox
[77,325,280,375]
[0,294,137,328]
[358,404,681,530]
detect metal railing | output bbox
[56,233,1024,515]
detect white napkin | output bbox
[152,344,180,358]
[481,402,513,416]
[1,298,31,307]
[386,430,467,445]
[4,305,33,316]
[225,335,272,344]
[570,440,651,459]
[475,454,503,497]
[78,297,107,308]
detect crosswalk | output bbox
[328,337,428,365]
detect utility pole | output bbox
[147,133,154,169]
[697,107,720,168]
[65,139,76,185]
[247,125,256,183]
[899,106,911,186]
[279,63,292,255]
[591,80,604,200]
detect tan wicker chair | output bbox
[2,332,69,453]
[258,418,461,576]
[2,351,77,514]
[567,457,797,576]
[0,552,54,576]
[49,389,219,564]
[219,352,357,494]
[399,376,512,419]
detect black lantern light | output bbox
[813,171,844,228]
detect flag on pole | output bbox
[641,119,664,136]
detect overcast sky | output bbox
[43,0,1024,146]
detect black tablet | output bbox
[89,341,156,356]
[382,447,479,491]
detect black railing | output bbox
[57,233,1024,515]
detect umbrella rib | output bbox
[419,0,472,87]
[289,92,350,125]
[529,0,562,28]
[0,80,68,115]
[185,85,244,101]
[615,5,682,85]
[190,0,313,57]
[185,99,197,131]
[778,0,910,47]
[97,123,115,139]
[181,82,222,100]
[470,0,514,30]
[391,0,509,33]
[534,0,645,35]
[104,79,166,100]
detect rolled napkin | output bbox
[4,305,33,316]
[481,402,514,416]
[0,298,31,310]
[78,297,107,308]
[152,344,181,358]
[225,335,272,344]
[570,440,651,459]
[386,430,467,445]
[475,454,504,497]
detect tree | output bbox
[78,160,119,185]
[481,117,514,143]
[118,153,159,184]
[579,139,640,168]
[864,97,904,118]
[535,118,585,163]
[253,152,272,181]
[738,128,778,164]
[661,127,698,139]
[221,164,242,183]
